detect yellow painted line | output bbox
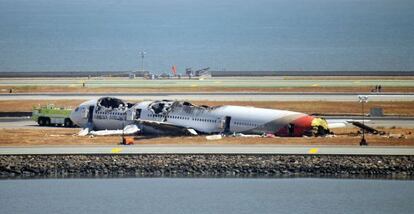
[191,84,198,87]
[353,81,361,84]
[111,148,123,153]
[311,84,319,87]
[308,148,319,154]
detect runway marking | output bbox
[308,148,319,154]
[111,148,123,153]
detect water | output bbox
[0,178,413,214]
[0,0,413,73]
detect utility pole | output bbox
[358,95,369,146]
[139,51,146,72]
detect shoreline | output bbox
[1,154,413,179]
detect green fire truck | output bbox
[32,104,74,127]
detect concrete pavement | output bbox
[1,92,414,101]
[1,145,414,155]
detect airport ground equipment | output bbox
[32,104,74,127]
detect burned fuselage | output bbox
[70,97,330,136]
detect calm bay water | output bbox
[0,178,413,214]
[0,0,413,72]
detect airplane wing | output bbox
[137,119,198,136]
[78,127,90,136]
[79,124,140,136]
[78,120,95,136]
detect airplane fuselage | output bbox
[70,98,323,137]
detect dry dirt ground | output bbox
[1,100,413,116]
[2,86,414,93]
[0,127,412,147]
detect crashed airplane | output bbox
[70,97,346,137]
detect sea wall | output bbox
[1,154,413,178]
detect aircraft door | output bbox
[135,109,142,119]
[288,123,295,136]
[126,110,136,121]
[88,106,94,123]
[223,116,231,133]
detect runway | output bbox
[1,145,414,155]
[1,77,414,88]
[1,92,414,101]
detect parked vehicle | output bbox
[32,104,74,127]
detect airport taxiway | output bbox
[1,92,414,101]
[1,145,414,155]
[1,77,414,88]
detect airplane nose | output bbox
[69,109,79,126]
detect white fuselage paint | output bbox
[70,99,307,135]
